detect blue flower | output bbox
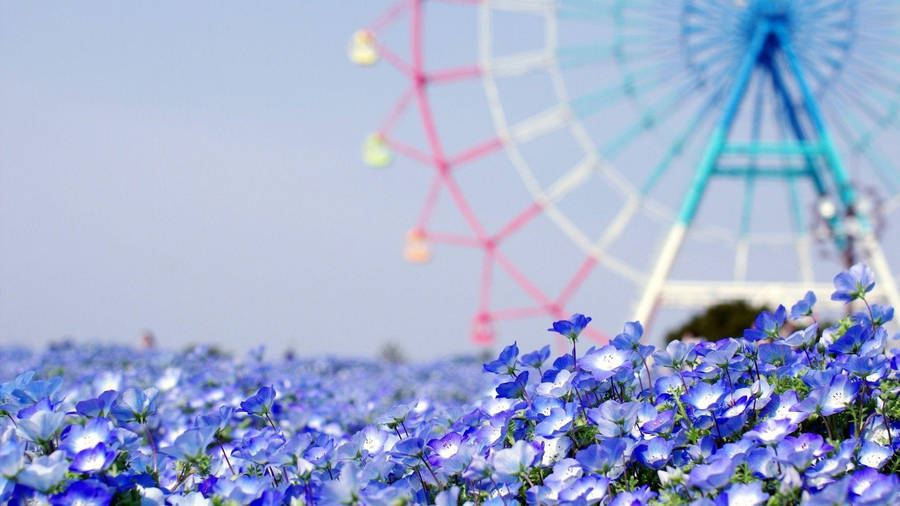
[790,290,817,320]
[831,263,875,303]
[111,387,159,424]
[50,480,113,506]
[686,455,735,490]
[534,405,576,437]
[241,386,276,416]
[581,345,630,379]
[495,371,529,400]
[59,418,114,456]
[743,305,786,341]
[715,482,768,506]
[16,451,68,492]
[682,380,726,412]
[848,467,900,504]
[69,443,117,473]
[519,345,550,370]
[633,437,674,470]
[744,418,797,445]
[575,439,628,479]
[491,440,540,482]
[820,373,860,416]
[548,313,592,341]
[483,342,519,375]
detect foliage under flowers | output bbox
[1,264,900,505]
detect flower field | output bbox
[1,265,900,505]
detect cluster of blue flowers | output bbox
[1,264,900,505]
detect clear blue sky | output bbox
[1,2,895,358]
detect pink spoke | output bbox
[372,40,416,77]
[447,136,504,168]
[427,65,482,84]
[490,306,547,320]
[493,250,555,308]
[369,0,409,33]
[493,202,543,243]
[378,87,416,134]
[477,253,494,312]
[556,256,598,306]
[439,173,488,239]
[416,175,443,228]
[382,137,436,166]
[423,231,480,247]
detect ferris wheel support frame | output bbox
[633,15,900,329]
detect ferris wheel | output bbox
[350,0,900,345]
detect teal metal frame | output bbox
[674,14,864,254]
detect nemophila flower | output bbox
[587,400,639,438]
[610,487,657,506]
[483,342,520,375]
[111,387,159,424]
[633,437,674,470]
[495,371,529,400]
[716,482,768,506]
[535,405,576,437]
[162,428,213,464]
[791,290,817,320]
[581,345,630,379]
[240,386,276,417]
[17,451,68,492]
[743,305,787,341]
[536,368,574,397]
[74,390,117,418]
[821,373,860,416]
[682,380,726,411]
[781,323,818,351]
[49,480,113,506]
[548,313,592,341]
[686,455,735,490]
[16,399,65,447]
[854,303,894,329]
[848,467,900,504]
[744,418,797,445]
[426,432,462,466]
[167,491,213,506]
[831,263,875,303]
[0,439,25,478]
[491,440,540,482]
[857,441,892,469]
[70,443,117,473]
[575,438,628,479]
[519,345,550,371]
[59,417,114,456]
[11,376,63,406]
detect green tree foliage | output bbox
[665,300,769,343]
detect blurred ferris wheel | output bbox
[350,0,900,345]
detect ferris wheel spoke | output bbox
[447,136,505,169]
[555,38,665,70]
[541,156,598,206]
[569,63,685,119]
[639,75,733,196]
[484,0,552,13]
[504,104,571,144]
[822,92,900,194]
[492,250,556,308]
[600,78,705,159]
[485,49,553,78]
[383,136,438,166]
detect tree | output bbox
[665,300,769,343]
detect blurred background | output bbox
[2,2,898,359]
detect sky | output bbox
[1,2,897,359]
